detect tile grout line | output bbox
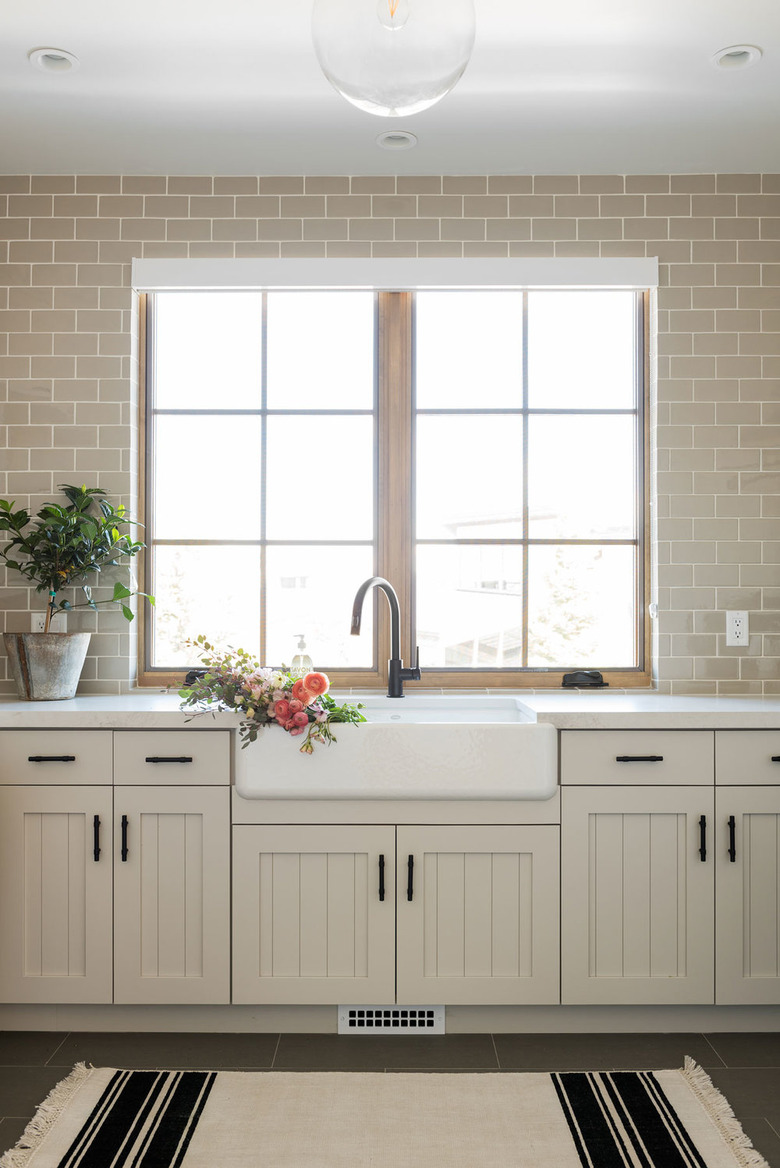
[44,1033,72,1068]
[701,1033,730,1069]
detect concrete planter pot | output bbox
[3,632,91,701]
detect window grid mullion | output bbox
[260,290,268,664]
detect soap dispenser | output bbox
[291,634,313,678]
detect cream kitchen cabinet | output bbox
[232,822,559,1007]
[0,730,230,1007]
[561,784,714,1005]
[560,730,716,1006]
[396,824,559,1005]
[561,728,780,1009]
[232,825,396,1005]
[715,732,780,1005]
[0,783,114,1004]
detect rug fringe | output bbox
[681,1055,770,1168]
[0,1062,94,1168]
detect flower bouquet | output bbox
[178,636,365,754]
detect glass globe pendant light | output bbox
[311,0,476,117]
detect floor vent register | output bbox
[338,1006,445,1034]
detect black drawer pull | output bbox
[93,815,101,862]
[772,757,780,763]
[407,854,414,902]
[28,755,76,763]
[616,755,664,763]
[121,814,129,862]
[728,815,736,863]
[698,814,707,862]
[378,854,385,902]
[145,756,193,764]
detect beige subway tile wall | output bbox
[1,172,778,695]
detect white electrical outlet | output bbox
[726,610,749,647]
[30,613,66,632]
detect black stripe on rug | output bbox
[54,1071,214,1168]
[555,1072,708,1168]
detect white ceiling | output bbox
[2,0,779,176]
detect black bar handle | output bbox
[771,756,780,763]
[27,755,76,763]
[728,815,736,863]
[378,854,385,901]
[616,755,664,763]
[698,815,707,862]
[407,854,414,902]
[93,815,101,862]
[121,814,129,862]
[145,756,193,764]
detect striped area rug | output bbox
[1,1058,768,1168]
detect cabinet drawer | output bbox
[0,731,112,784]
[560,730,713,785]
[716,732,780,785]
[113,731,230,785]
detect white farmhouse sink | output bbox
[233,695,557,800]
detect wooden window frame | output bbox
[138,286,651,690]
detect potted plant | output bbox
[0,484,153,700]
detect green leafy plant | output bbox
[0,483,154,632]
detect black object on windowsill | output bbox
[561,670,609,688]
[184,669,206,685]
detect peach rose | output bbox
[303,672,329,698]
[291,678,315,705]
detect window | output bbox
[138,261,651,688]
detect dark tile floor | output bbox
[1,1031,779,1164]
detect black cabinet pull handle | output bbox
[698,815,707,862]
[616,755,664,763]
[728,815,736,863]
[28,755,76,763]
[378,854,385,901]
[407,854,414,902]
[93,815,101,862]
[771,756,780,763]
[145,756,193,764]
[121,814,129,862]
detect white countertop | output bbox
[0,691,779,729]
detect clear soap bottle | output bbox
[291,634,313,678]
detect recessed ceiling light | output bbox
[28,47,80,73]
[376,130,418,151]
[711,44,762,69]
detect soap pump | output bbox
[291,634,313,678]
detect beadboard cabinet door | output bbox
[396,825,560,1005]
[113,786,230,1005]
[716,787,780,1005]
[232,825,396,1005]
[0,785,113,1004]
[562,786,715,1005]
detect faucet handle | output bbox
[411,645,421,680]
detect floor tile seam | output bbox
[699,1033,732,1068]
[44,1033,72,1067]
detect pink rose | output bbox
[288,699,303,714]
[274,698,290,721]
[288,726,306,736]
[292,711,309,727]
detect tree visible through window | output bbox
[141,286,647,687]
